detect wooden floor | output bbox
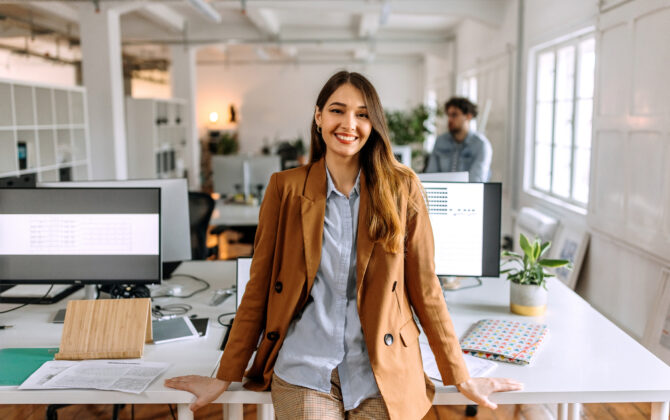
[0,402,660,420]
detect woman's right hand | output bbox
[164,375,231,412]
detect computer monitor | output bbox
[39,178,190,278]
[0,187,161,303]
[421,181,501,278]
[247,156,281,200]
[418,172,469,182]
[212,155,246,198]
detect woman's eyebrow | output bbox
[328,101,367,109]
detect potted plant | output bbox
[500,233,573,316]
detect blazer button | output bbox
[274,281,283,293]
[266,331,280,341]
[384,333,394,346]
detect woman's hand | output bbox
[456,377,523,409]
[164,375,231,412]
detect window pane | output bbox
[537,52,555,102]
[468,76,477,103]
[535,102,553,145]
[553,100,573,147]
[534,144,551,191]
[578,38,596,99]
[573,147,591,203]
[552,145,572,197]
[556,45,575,101]
[575,98,593,148]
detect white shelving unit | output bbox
[125,97,188,180]
[0,78,91,182]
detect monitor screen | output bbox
[0,188,161,284]
[422,181,501,277]
[39,179,190,264]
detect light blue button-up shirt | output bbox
[273,166,379,410]
[425,130,493,182]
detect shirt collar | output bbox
[325,165,361,199]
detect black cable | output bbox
[217,312,236,327]
[168,403,177,420]
[152,274,210,299]
[0,284,54,313]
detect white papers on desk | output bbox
[20,360,169,394]
[420,338,496,381]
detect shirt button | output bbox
[384,333,394,346]
[266,331,280,341]
[274,281,283,293]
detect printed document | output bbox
[20,359,169,394]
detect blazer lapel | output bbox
[301,159,327,289]
[356,171,375,298]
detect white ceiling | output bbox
[0,0,510,64]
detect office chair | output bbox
[188,191,216,260]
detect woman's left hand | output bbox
[456,377,523,409]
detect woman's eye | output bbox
[329,109,342,114]
[358,113,369,119]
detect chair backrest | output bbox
[188,191,215,260]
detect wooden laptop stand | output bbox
[55,298,153,360]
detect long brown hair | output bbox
[309,71,421,253]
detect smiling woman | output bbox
[165,71,522,420]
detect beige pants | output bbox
[271,369,390,420]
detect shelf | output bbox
[0,78,90,182]
[14,85,34,126]
[0,130,16,173]
[35,87,54,125]
[54,89,70,124]
[0,83,13,127]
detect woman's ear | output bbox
[314,106,322,126]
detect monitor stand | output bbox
[0,284,84,305]
[438,276,483,292]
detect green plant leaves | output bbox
[500,233,573,287]
[538,259,571,267]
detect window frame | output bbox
[528,29,596,209]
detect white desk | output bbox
[210,201,259,227]
[0,261,239,420]
[2,264,670,420]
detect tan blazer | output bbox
[216,158,469,420]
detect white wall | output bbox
[453,0,670,348]
[196,60,425,154]
[0,50,76,87]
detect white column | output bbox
[176,403,194,420]
[257,403,275,420]
[171,45,200,189]
[222,403,244,420]
[78,3,128,180]
[651,401,669,420]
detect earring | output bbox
[316,125,322,134]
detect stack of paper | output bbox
[19,359,169,394]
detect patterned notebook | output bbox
[460,319,549,365]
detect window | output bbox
[531,33,595,206]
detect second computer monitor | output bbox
[422,181,501,277]
[39,178,191,265]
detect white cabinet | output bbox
[0,78,91,182]
[125,97,188,180]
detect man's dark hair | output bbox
[445,97,478,118]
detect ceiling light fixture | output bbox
[186,0,222,23]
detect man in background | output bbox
[425,97,492,182]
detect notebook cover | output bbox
[0,347,59,385]
[460,319,548,365]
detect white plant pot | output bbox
[510,282,547,316]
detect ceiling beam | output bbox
[245,8,280,37]
[139,4,186,33]
[26,2,78,22]
[357,13,380,38]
